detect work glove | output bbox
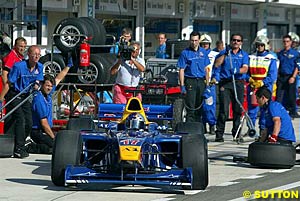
[251,80,264,89]
[210,78,217,85]
[67,53,73,67]
[268,134,278,143]
[180,86,187,95]
[249,77,255,85]
[225,44,231,55]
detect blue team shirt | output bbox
[216,49,249,80]
[155,43,169,59]
[32,86,56,129]
[9,60,44,93]
[264,101,296,142]
[177,47,210,78]
[212,47,220,52]
[277,48,299,74]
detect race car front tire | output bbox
[0,134,14,157]
[248,142,296,169]
[51,130,82,186]
[181,134,208,190]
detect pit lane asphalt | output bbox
[0,119,299,201]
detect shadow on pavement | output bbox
[23,159,51,176]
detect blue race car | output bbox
[51,97,208,190]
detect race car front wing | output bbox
[65,165,193,188]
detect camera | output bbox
[119,38,135,60]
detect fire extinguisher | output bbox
[79,39,90,67]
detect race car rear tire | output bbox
[248,142,296,169]
[51,130,82,186]
[181,134,208,190]
[39,53,65,77]
[0,134,14,157]
[67,116,94,131]
[175,122,204,135]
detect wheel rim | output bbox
[43,61,62,77]
[59,25,81,48]
[182,107,187,122]
[77,63,99,84]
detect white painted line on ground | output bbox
[183,190,206,195]
[269,169,292,173]
[216,181,240,187]
[240,175,264,179]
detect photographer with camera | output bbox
[110,41,145,104]
[110,27,132,55]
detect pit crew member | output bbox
[178,31,210,122]
[246,35,277,138]
[256,86,296,144]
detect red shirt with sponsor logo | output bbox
[2,49,24,71]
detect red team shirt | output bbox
[2,49,24,71]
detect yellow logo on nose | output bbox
[119,146,141,161]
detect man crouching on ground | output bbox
[256,86,296,144]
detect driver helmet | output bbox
[126,113,145,130]
[288,32,300,43]
[199,34,212,44]
[253,35,270,50]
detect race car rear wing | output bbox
[98,102,173,121]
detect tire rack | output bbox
[49,33,115,119]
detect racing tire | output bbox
[51,130,82,186]
[175,122,204,135]
[77,54,110,84]
[39,53,65,77]
[79,17,106,45]
[99,53,117,84]
[172,98,185,129]
[181,134,208,190]
[53,18,88,53]
[0,134,14,157]
[78,17,99,45]
[67,116,94,131]
[248,142,296,169]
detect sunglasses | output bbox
[256,44,265,47]
[232,39,242,42]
